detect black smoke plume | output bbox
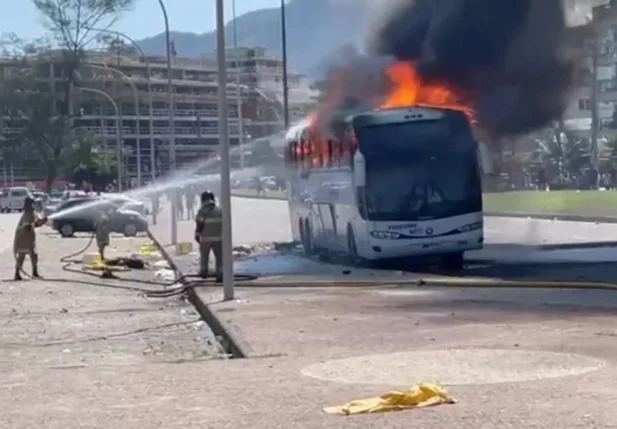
[319,0,576,139]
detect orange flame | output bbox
[379,62,474,120]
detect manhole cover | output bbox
[301,349,605,386]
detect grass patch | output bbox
[232,189,617,217]
[484,190,617,216]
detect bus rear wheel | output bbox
[442,252,464,271]
[301,218,315,255]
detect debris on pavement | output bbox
[323,384,457,416]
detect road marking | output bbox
[301,349,605,386]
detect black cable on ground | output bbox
[17,230,257,298]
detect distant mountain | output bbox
[137,0,370,78]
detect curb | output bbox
[484,211,617,224]
[146,230,250,359]
[231,192,617,224]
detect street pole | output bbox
[216,0,235,301]
[158,0,177,245]
[232,0,245,169]
[78,87,122,187]
[88,27,157,185]
[87,63,139,188]
[281,0,290,129]
[590,30,600,188]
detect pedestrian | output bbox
[253,176,264,196]
[194,190,223,280]
[13,196,47,281]
[185,186,196,219]
[175,188,184,221]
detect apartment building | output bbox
[82,51,251,183]
[226,46,319,138]
[0,50,248,185]
[1,46,317,186]
[562,0,617,135]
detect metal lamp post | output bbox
[88,27,156,185]
[231,0,245,169]
[77,86,122,185]
[281,0,290,129]
[86,63,140,188]
[157,0,178,245]
[216,0,235,301]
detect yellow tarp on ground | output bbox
[136,244,160,258]
[324,383,456,416]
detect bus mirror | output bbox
[353,151,366,187]
[477,142,493,175]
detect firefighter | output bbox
[95,204,113,262]
[13,196,47,281]
[194,190,223,279]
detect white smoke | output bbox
[563,0,609,27]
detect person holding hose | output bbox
[194,191,223,280]
[13,196,47,281]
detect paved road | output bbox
[151,196,617,247]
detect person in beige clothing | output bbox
[194,191,222,279]
[13,196,47,281]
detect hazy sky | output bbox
[1,0,282,41]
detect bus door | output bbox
[315,203,338,250]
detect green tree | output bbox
[0,134,21,184]
[0,0,134,190]
[0,45,70,189]
[62,130,118,190]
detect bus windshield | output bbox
[357,119,482,222]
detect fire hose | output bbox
[18,229,617,297]
[17,230,256,298]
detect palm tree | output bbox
[531,128,590,185]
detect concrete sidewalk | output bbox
[0,227,231,428]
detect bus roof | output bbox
[349,106,466,128]
[285,106,468,141]
[284,117,312,141]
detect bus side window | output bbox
[302,135,311,170]
[324,140,332,167]
[290,141,298,168]
[312,138,321,168]
[298,138,305,168]
[295,141,302,169]
[341,137,351,166]
[332,139,341,167]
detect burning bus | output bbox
[284,105,484,270]
[282,0,573,269]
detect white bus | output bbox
[284,106,484,270]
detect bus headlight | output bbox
[370,231,401,240]
[455,222,483,233]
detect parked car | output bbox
[30,191,49,212]
[0,187,32,212]
[99,193,149,215]
[51,197,149,238]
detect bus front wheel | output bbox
[442,252,464,271]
